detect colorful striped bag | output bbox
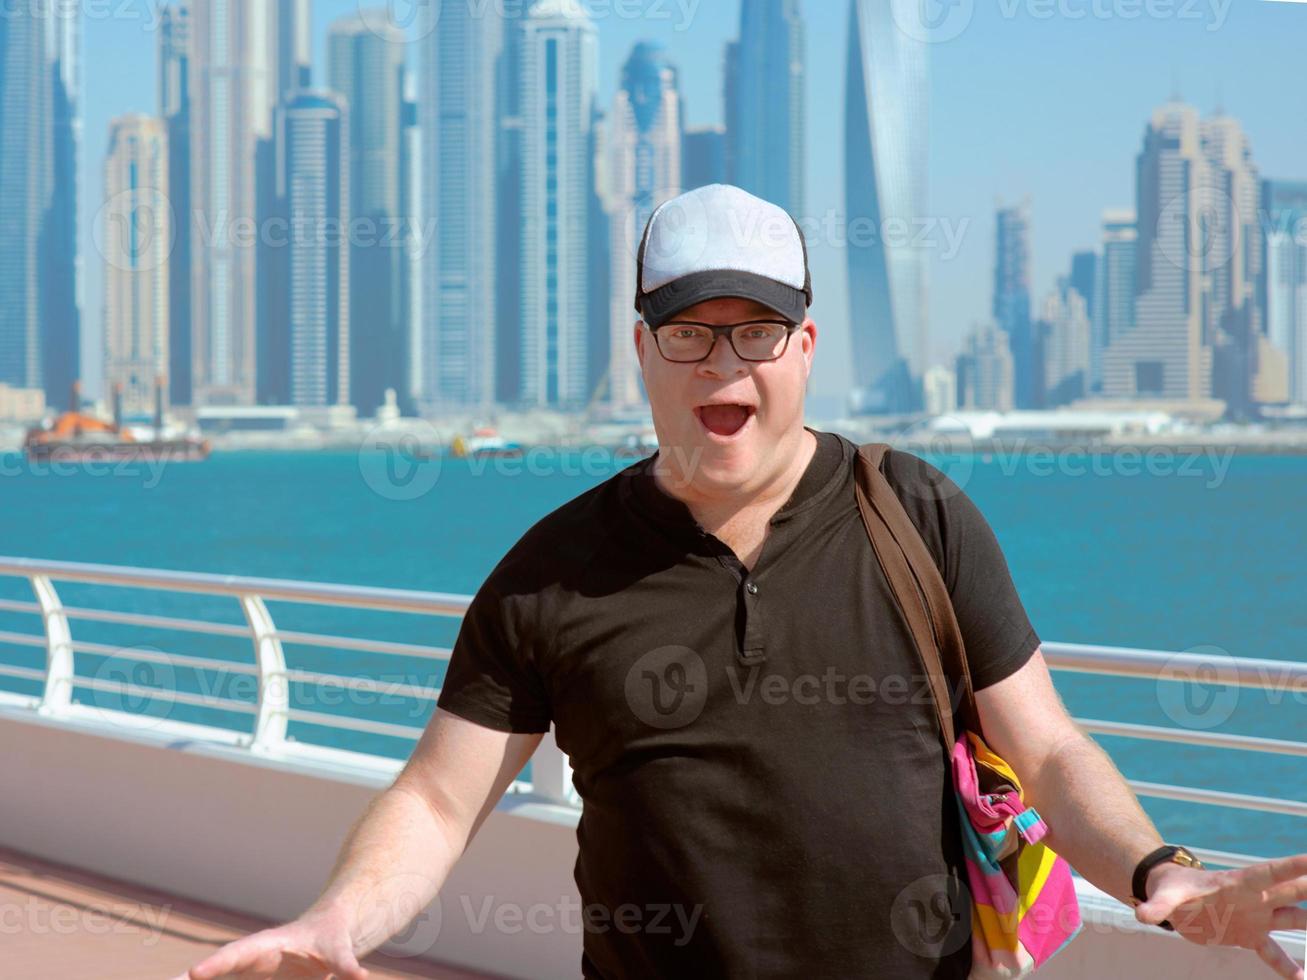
[854,443,1083,976]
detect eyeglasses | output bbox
[647,319,801,363]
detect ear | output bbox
[800,318,817,375]
[634,320,646,366]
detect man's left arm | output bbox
[978,646,1307,979]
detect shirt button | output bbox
[745,582,758,595]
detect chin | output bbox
[686,428,765,484]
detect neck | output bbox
[653,426,818,531]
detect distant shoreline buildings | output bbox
[1,1,1303,430]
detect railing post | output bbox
[240,594,289,752]
[32,575,74,716]
[531,725,575,805]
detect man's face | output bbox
[634,296,817,495]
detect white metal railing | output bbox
[0,555,574,801]
[0,556,1304,859]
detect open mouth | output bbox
[694,404,757,440]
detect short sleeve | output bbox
[435,574,553,733]
[881,449,1040,691]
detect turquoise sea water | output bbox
[0,444,1303,860]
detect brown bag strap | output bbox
[853,442,979,751]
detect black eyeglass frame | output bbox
[645,318,802,363]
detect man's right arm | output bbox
[181,710,544,980]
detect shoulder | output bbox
[838,438,988,574]
[477,465,627,602]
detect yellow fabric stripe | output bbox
[1017,843,1060,917]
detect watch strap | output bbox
[1132,844,1202,932]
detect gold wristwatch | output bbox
[1129,844,1205,931]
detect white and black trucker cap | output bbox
[634,183,813,329]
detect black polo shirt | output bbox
[435,426,1040,979]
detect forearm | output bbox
[1022,732,1165,905]
[302,785,463,955]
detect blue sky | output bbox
[79,0,1306,407]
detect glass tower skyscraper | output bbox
[844,0,927,415]
[420,1,503,412]
[732,0,805,217]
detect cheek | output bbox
[756,368,806,416]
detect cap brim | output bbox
[639,270,806,329]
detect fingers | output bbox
[325,943,370,980]
[1133,898,1178,928]
[186,935,333,980]
[1270,906,1307,933]
[1255,935,1305,980]
[184,939,368,980]
[188,934,282,980]
[1266,854,1307,886]
[1266,877,1307,909]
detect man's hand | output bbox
[1134,853,1307,979]
[171,907,368,980]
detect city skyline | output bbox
[20,0,1307,417]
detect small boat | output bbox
[23,379,210,464]
[451,426,524,459]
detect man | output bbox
[180,185,1307,979]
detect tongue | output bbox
[700,405,749,436]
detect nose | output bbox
[695,332,747,378]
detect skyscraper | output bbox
[519,0,598,409]
[1095,209,1137,393]
[1103,102,1211,402]
[682,127,728,191]
[401,80,423,411]
[1202,113,1280,416]
[1104,102,1276,413]
[956,324,1014,412]
[844,0,927,415]
[44,1,82,409]
[0,4,50,396]
[722,41,740,186]
[1261,180,1307,406]
[587,106,612,408]
[1069,250,1098,392]
[993,201,1037,408]
[329,9,407,418]
[496,8,526,408]
[606,42,682,414]
[420,1,503,412]
[160,1,193,406]
[923,364,957,416]
[277,92,351,408]
[1041,283,1091,407]
[1069,252,1097,329]
[254,0,312,407]
[731,0,805,216]
[189,0,280,406]
[277,0,310,97]
[102,115,170,417]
